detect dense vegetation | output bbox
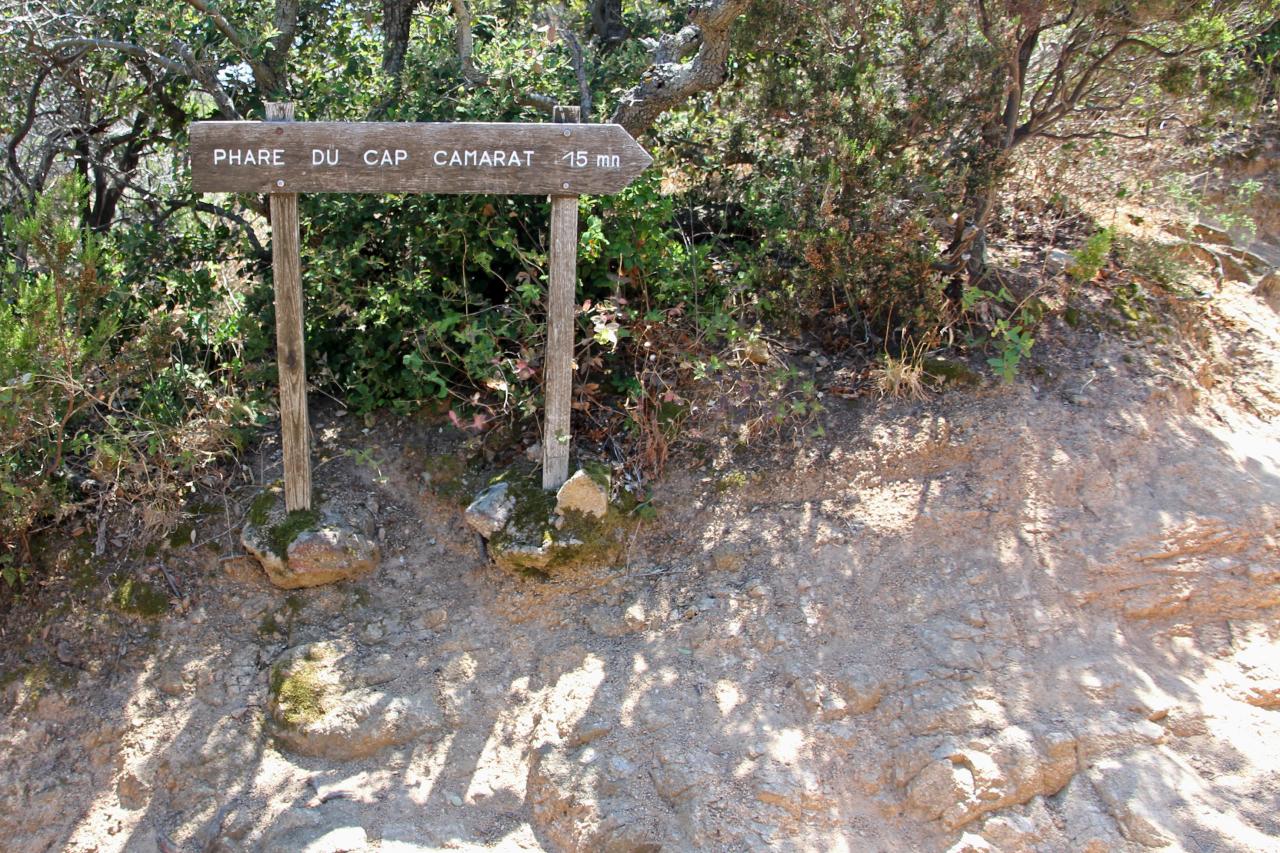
[1,0,1276,580]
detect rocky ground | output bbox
[1,219,1279,852]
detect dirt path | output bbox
[2,267,1278,851]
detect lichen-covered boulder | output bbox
[241,489,380,589]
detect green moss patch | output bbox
[495,468,558,530]
[922,357,982,386]
[248,489,279,527]
[269,660,327,728]
[267,509,320,559]
[110,574,169,616]
[167,523,195,549]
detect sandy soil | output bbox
[1,238,1278,852]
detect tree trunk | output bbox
[942,26,1040,287]
[381,0,419,76]
[590,0,627,46]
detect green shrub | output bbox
[0,177,262,577]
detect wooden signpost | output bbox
[192,104,652,509]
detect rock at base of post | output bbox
[464,466,623,575]
[241,488,380,589]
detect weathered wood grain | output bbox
[265,102,312,512]
[542,106,581,491]
[190,121,651,195]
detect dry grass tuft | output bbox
[875,352,929,401]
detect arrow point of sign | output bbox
[608,124,654,188]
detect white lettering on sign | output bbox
[363,149,409,166]
[432,149,538,168]
[311,148,340,166]
[557,151,621,169]
[213,148,284,166]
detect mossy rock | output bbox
[471,467,629,576]
[922,357,982,386]
[266,640,442,760]
[241,489,379,590]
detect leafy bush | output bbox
[0,178,262,576]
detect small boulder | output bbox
[241,491,379,589]
[907,759,976,824]
[707,544,747,573]
[464,482,514,537]
[555,468,610,519]
[264,823,368,853]
[742,338,771,365]
[1045,248,1072,274]
[267,640,442,760]
[1255,270,1280,311]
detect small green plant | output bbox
[248,489,279,527]
[1164,174,1260,239]
[1115,237,1189,291]
[962,284,1041,383]
[716,470,749,492]
[1067,227,1115,283]
[986,318,1036,383]
[0,553,26,587]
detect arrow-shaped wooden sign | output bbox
[190,121,653,195]
[195,106,650,512]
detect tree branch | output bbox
[5,67,51,199]
[182,0,282,94]
[171,39,241,118]
[266,0,299,88]
[451,0,487,85]
[550,5,592,118]
[444,0,556,112]
[192,201,267,257]
[45,38,189,76]
[609,0,752,137]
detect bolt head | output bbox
[562,182,570,189]
[276,179,285,188]
[562,129,571,137]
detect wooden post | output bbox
[265,102,312,512]
[542,105,581,490]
